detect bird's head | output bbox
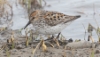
[24,10,41,29]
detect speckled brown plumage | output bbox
[24,10,81,35]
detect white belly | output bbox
[33,23,68,35]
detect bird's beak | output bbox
[24,21,31,29]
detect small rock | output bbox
[68,38,73,42]
[16,45,25,49]
[66,41,92,49]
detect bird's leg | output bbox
[56,32,61,39]
[53,33,61,48]
[51,35,54,39]
[45,32,61,41]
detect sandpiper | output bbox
[24,10,81,36]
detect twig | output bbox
[32,40,42,56]
[93,3,100,42]
[93,3,99,27]
[82,23,86,40]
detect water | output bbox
[11,0,100,41]
[43,0,100,41]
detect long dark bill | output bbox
[24,21,31,29]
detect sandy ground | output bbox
[0,29,100,57]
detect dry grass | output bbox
[0,0,43,27]
[87,23,100,42]
[18,0,43,15]
[0,0,13,27]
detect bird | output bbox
[24,10,81,36]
